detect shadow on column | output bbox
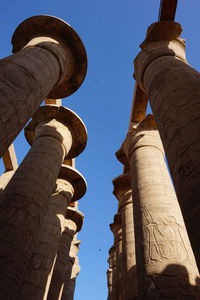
[125,265,137,300]
[47,227,75,300]
[137,264,200,299]
[18,187,74,300]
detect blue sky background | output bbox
[0,1,200,299]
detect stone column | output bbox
[121,114,200,298]
[107,256,113,300]
[47,207,84,300]
[110,214,123,300]
[134,21,200,268]
[18,165,86,300]
[61,239,81,300]
[108,245,116,300]
[0,105,87,299]
[113,173,137,299]
[0,15,87,157]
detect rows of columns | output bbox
[108,114,200,299]
[107,17,200,300]
[0,14,87,300]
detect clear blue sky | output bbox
[0,1,200,299]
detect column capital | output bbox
[11,15,87,98]
[65,207,84,233]
[71,256,81,279]
[134,21,186,91]
[25,105,87,159]
[115,146,130,172]
[112,173,132,206]
[122,114,164,160]
[72,240,81,257]
[108,245,116,257]
[115,146,128,167]
[58,165,87,202]
[110,214,122,241]
[141,21,183,47]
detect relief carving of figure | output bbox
[143,206,188,264]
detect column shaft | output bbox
[17,179,74,300]
[116,233,123,300]
[61,243,80,300]
[125,115,200,298]
[62,279,75,300]
[110,215,123,300]
[108,246,116,300]
[121,193,137,299]
[0,120,72,299]
[107,268,113,300]
[0,44,65,157]
[134,21,200,268]
[47,219,77,300]
[113,174,137,299]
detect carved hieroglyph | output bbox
[134,21,200,270]
[122,114,200,298]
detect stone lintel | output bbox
[12,15,87,98]
[2,144,18,171]
[112,173,131,200]
[129,82,148,125]
[25,105,87,159]
[45,98,62,106]
[159,0,178,21]
[66,207,84,232]
[58,164,87,202]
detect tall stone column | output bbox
[110,214,123,300]
[0,105,87,299]
[47,207,84,300]
[107,256,113,300]
[61,239,81,300]
[107,245,116,300]
[134,21,200,268]
[0,15,87,157]
[18,165,86,300]
[121,114,200,298]
[113,173,137,299]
